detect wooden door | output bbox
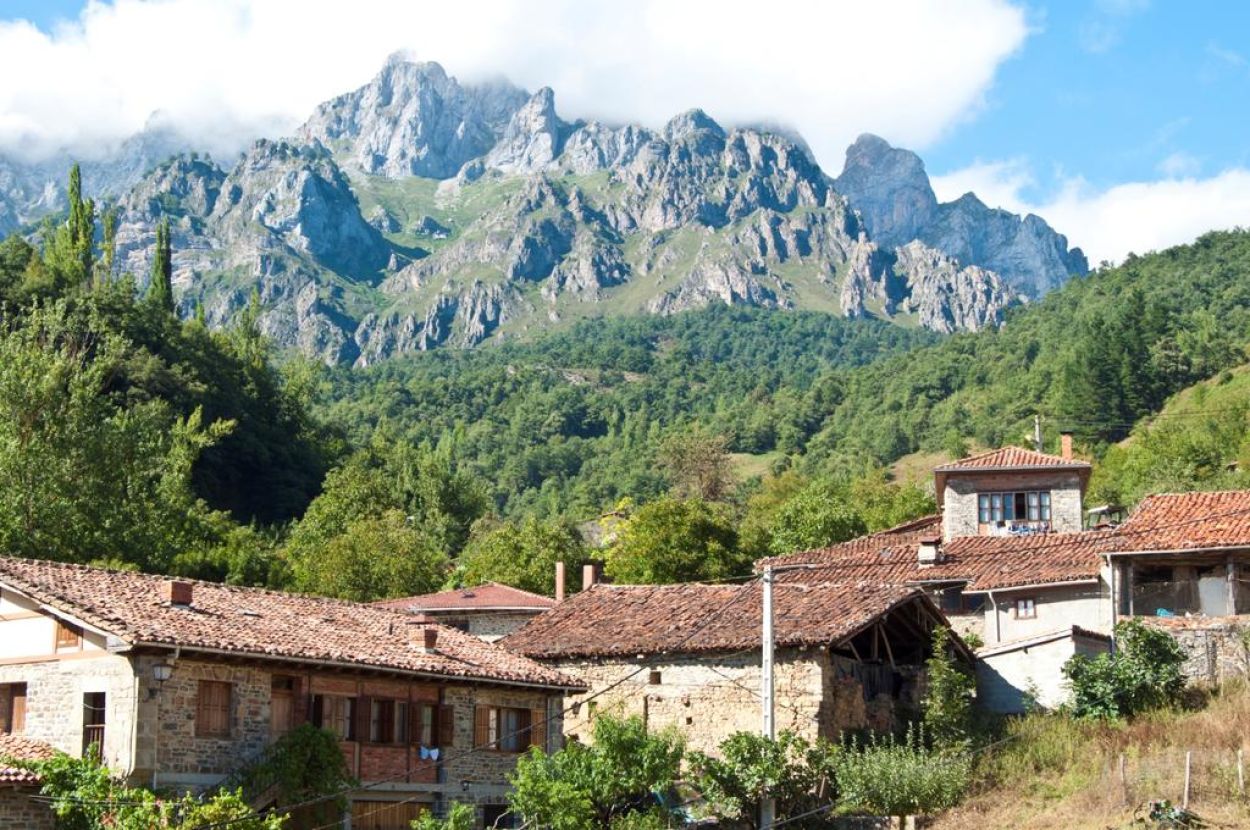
[350,800,429,830]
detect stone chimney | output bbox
[582,563,597,591]
[555,561,566,603]
[1060,431,1073,460]
[917,535,942,566]
[163,579,193,606]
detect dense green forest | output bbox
[3,166,1249,602]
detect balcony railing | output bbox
[82,724,105,757]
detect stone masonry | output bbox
[942,471,1085,541]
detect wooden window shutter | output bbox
[415,705,430,740]
[438,704,455,747]
[473,705,491,748]
[310,694,324,728]
[529,708,546,750]
[11,690,24,734]
[354,696,371,742]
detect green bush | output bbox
[1063,619,1187,719]
[922,626,975,749]
[834,725,969,823]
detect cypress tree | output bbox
[98,207,118,285]
[148,219,174,314]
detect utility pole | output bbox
[1033,414,1043,452]
[761,565,776,830]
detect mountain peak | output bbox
[663,109,725,142]
[835,134,937,249]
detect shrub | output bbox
[922,626,975,749]
[834,725,969,823]
[1063,619,1187,719]
[689,731,837,829]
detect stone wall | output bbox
[549,648,901,756]
[0,653,139,773]
[143,657,272,791]
[1142,618,1250,685]
[431,611,545,643]
[0,786,55,830]
[942,471,1084,541]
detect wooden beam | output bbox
[880,623,896,670]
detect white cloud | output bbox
[1157,151,1200,178]
[933,160,1250,264]
[0,0,1028,168]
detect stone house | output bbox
[503,581,973,754]
[0,735,56,830]
[373,583,555,643]
[0,558,583,830]
[765,445,1250,710]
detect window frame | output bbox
[1013,597,1038,620]
[312,694,358,741]
[1,683,27,735]
[196,680,233,738]
[54,619,82,650]
[978,491,1052,525]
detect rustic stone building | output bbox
[503,581,972,754]
[0,558,582,830]
[0,735,56,830]
[373,583,555,642]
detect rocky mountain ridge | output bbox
[2,58,1088,365]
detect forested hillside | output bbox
[316,229,1250,518]
[3,165,1248,604]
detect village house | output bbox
[502,578,974,754]
[0,734,56,830]
[0,558,583,830]
[765,444,1250,711]
[373,583,555,643]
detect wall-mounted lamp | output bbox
[148,661,174,699]
[461,779,472,792]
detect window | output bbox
[55,620,82,649]
[196,681,232,737]
[368,699,409,744]
[474,706,544,753]
[1014,597,1037,619]
[82,692,105,756]
[270,676,296,740]
[0,683,26,735]
[978,491,1051,524]
[312,694,357,741]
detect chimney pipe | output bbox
[582,564,597,591]
[163,580,193,606]
[1060,432,1073,461]
[555,561,566,603]
[422,627,438,653]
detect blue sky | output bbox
[1,0,1247,262]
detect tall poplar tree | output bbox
[147,218,174,313]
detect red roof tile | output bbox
[934,446,1090,472]
[761,515,1108,593]
[0,735,55,785]
[1114,491,1250,552]
[0,558,581,690]
[373,583,555,613]
[503,580,939,660]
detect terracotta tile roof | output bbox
[502,580,937,660]
[373,583,555,613]
[1114,491,1250,552]
[0,558,581,691]
[0,735,55,785]
[933,446,1090,472]
[761,515,1108,593]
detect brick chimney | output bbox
[555,561,566,603]
[1060,431,1073,460]
[163,579,193,606]
[421,627,438,654]
[582,563,597,591]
